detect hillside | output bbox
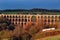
[0,8,60,14]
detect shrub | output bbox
[28,26,40,35]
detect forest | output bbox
[0,8,60,14]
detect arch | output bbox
[31,16,36,22]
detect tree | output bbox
[7,24,15,31]
[0,15,15,39]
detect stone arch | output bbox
[31,16,36,22]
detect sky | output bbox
[0,0,60,10]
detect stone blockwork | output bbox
[1,14,60,29]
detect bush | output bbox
[7,24,15,31]
[22,32,32,40]
[28,26,40,35]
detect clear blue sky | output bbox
[0,0,60,10]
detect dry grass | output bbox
[32,29,60,40]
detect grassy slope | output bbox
[32,29,60,40]
[44,35,60,40]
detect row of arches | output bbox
[1,14,60,27]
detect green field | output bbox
[44,35,60,40]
